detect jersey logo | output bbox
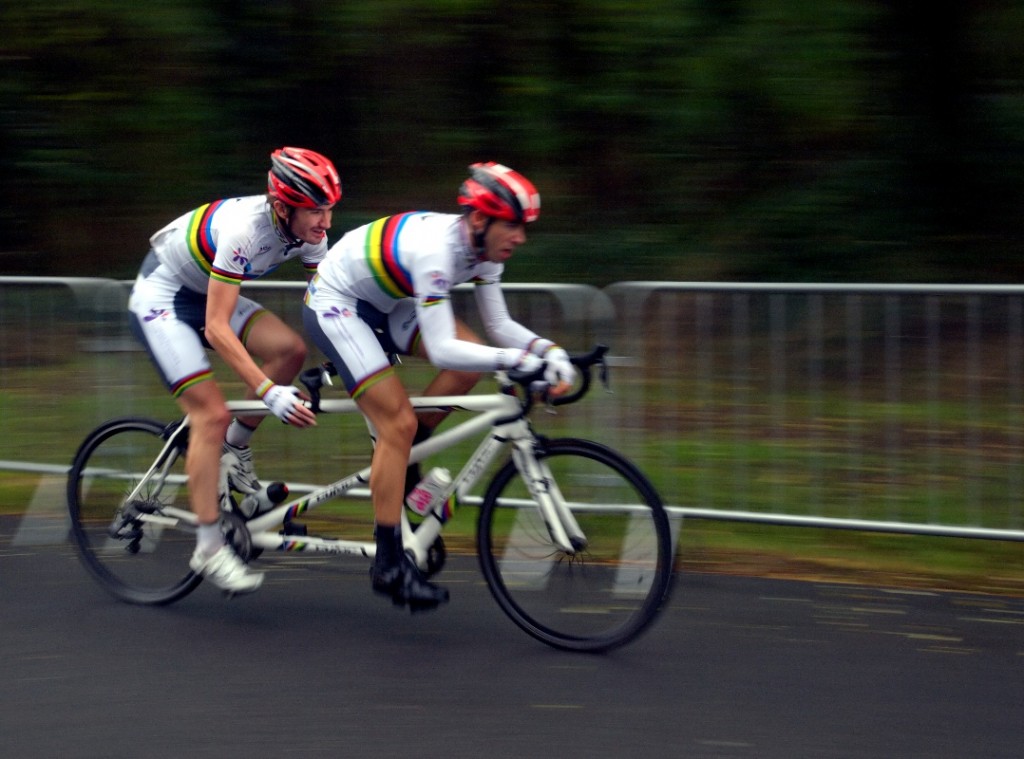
[324,305,354,319]
[428,270,450,291]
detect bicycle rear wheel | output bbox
[67,417,201,605]
[477,438,674,652]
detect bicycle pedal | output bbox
[108,524,137,539]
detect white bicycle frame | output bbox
[140,386,587,570]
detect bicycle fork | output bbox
[511,438,588,554]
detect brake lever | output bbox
[299,361,338,414]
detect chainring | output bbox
[220,511,255,562]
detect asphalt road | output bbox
[2,528,1022,759]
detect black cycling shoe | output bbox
[371,552,450,613]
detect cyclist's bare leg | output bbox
[413,318,483,431]
[232,311,308,431]
[174,379,264,591]
[176,379,232,527]
[356,374,418,528]
[398,319,484,496]
[356,374,448,608]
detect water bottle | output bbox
[238,481,289,519]
[405,467,453,522]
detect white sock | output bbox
[225,419,256,448]
[196,523,223,558]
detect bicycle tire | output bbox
[477,437,675,652]
[67,417,202,605]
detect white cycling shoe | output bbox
[222,442,261,494]
[189,545,264,594]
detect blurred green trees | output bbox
[2,0,1022,283]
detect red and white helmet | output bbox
[457,162,540,223]
[267,147,342,208]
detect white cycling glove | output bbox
[516,353,550,393]
[543,347,576,389]
[515,352,545,375]
[258,382,304,424]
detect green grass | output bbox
[677,520,1024,596]
[3,353,1023,596]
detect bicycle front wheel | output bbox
[477,438,675,652]
[67,417,201,605]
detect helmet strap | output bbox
[271,199,302,245]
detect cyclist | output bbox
[128,147,341,594]
[303,161,576,611]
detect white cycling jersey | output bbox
[148,195,326,291]
[129,195,326,396]
[305,211,550,395]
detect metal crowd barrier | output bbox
[2,276,1023,542]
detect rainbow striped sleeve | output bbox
[209,265,242,286]
[364,213,417,299]
[185,200,225,278]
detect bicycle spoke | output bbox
[479,438,673,652]
[67,418,201,605]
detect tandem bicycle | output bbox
[66,345,675,652]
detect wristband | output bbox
[527,338,555,357]
[256,379,274,399]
